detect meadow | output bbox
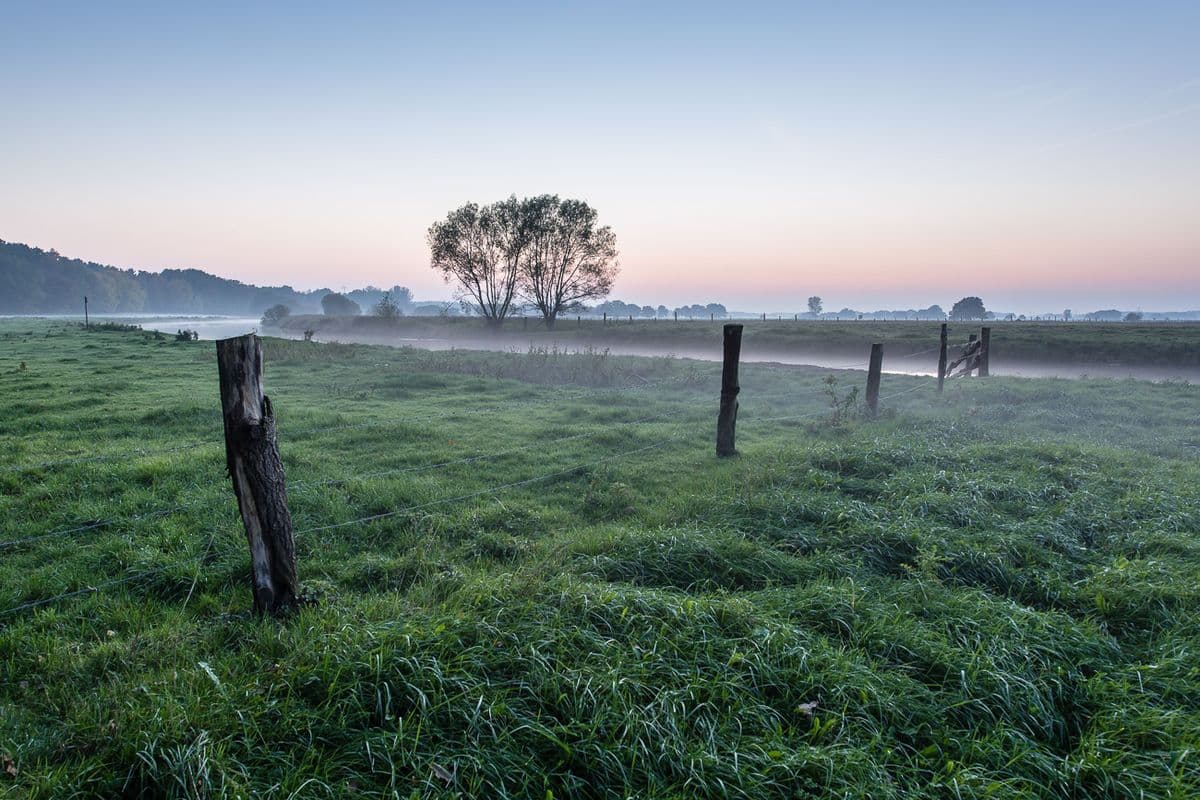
[279,315,1200,370]
[1,319,1199,798]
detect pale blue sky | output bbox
[2,1,1197,312]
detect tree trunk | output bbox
[216,335,299,616]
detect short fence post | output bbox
[674,310,678,322]
[603,312,607,325]
[523,316,528,330]
[865,343,883,417]
[937,323,948,393]
[761,312,766,321]
[979,327,991,377]
[216,334,299,616]
[84,295,89,329]
[716,323,743,457]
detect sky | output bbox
[2,1,1198,314]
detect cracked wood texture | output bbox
[216,334,298,615]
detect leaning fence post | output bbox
[216,334,299,616]
[716,323,743,457]
[979,326,991,377]
[865,343,883,417]
[937,323,948,393]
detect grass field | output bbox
[2,319,1199,798]
[279,315,1200,369]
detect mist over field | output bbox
[4,1,1200,797]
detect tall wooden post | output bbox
[865,343,883,417]
[716,324,743,457]
[83,296,89,329]
[216,334,299,616]
[937,323,948,393]
[979,327,991,377]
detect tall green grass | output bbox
[0,319,1198,798]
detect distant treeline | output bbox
[0,240,432,316]
[4,239,1196,321]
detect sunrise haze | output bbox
[2,1,1197,313]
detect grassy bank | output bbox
[279,315,1200,369]
[2,320,1199,798]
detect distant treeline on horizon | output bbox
[2,239,1196,321]
[0,239,435,317]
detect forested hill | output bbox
[0,239,328,315]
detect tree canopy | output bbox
[321,292,361,316]
[260,304,291,327]
[950,296,987,320]
[429,195,618,328]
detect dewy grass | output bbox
[1,319,1199,798]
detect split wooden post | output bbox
[716,323,743,457]
[216,334,299,616]
[865,343,883,417]
[965,333,977,376]
[937,323,948,393]
[979,326,991,377]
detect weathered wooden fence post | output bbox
[937,323,948,393]
[216,334,299,616]
[603,312,607,325]
[716,323,743,457]
[83,296,89,329]
[865,343,883,417]
[965,333,978,376]
[979,326,991,377]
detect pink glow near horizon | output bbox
[2,3,1197,314]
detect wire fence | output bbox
[0,371,712,476]
[0,353,949,619]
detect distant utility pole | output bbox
[84,296,89,329]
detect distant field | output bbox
[2,320,1199,798]
[281,315,1200,369]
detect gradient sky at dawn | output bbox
[2,1,1198,313]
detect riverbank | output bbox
[276,315,1200,380]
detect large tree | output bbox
[519,195,618,329]
[807,296,822,316]
[950,296,987,320]
[428,199,525,326]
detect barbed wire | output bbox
[0,371,711,475]
[877,379,939,401]
[0,556,199,618]
[0,402,715,551]
[293,438,680,537]
[0,436,688,618]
